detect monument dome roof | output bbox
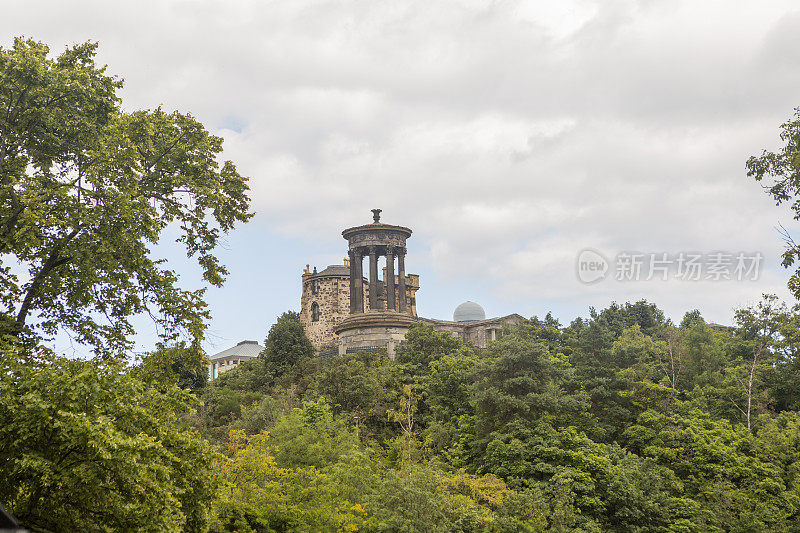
[454,301,486,322]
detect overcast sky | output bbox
[4,0,800,355]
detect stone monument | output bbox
[334,210,417,356]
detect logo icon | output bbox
[577,249,609,284]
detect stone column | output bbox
[397,248,407,313]
[386,247,395,311]
[368,246,378,311]
[348,249,357,314]
[353,249,364,313]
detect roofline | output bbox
[305,273,362,280]
[342,223,412,239]
[419,313,524,327]
[208,352,260,362]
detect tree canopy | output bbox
[748,107,800,298]
[0,38,251,355]
[0,37,249,532]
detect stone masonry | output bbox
[300,262,419,350]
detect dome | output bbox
[453,301,486,322]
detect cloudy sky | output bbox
[4,0,800,354]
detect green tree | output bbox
[754,411,800,506]
[610,324,666,384]
[625,409,799,531]
[0,348,221,532]
[421,347,481,460]
[315,350,400,440]
[0,38,251,355]
[212,429,369,532]
[747,107,800,298]
[728,295,787,429]
[771,307,800,411]
[267,397,360,469]
[263,311,314,377]
[396,323,471,376]
[655,324,688,390]
[134,341,208,392]
[682,318,727,391]
[473,333,587,439]
[568,302,667,442]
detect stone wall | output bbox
[300,272,365,349]
[336,324,410,358]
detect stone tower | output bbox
[300,263,368,349]
[299,212,419,351]
[334,209,418,357]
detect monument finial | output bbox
[371,208,382,223]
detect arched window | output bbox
[311,302,320,322]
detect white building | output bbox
[207,340,264,380]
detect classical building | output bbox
[420,301,523,348]
[207,340,264,380]
[300,210,521,356]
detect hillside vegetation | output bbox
[186,301,800,532]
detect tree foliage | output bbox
[197,296,800,531]
[0,348,221,532]
[5,38,800,533]
[263,311,314,377]
[748,107,800,298]
[0,38,251,355]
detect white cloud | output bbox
[3,0,800,332]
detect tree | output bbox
[267,397,360,469]
[0,348,221,532]
[387,384,421,466]
[729,294,787,429]
[263,311,314,377]
[655,324,687,390]
[396,323,471,376]
[315,350,401,440]
[0,38,251,355]
[212,429,369,532]
[747,107,800,298]
[609,324,665,378]
[134,341,208,392]
[470,332,590,468]
[624,409,798,531]
[770,306,800,411]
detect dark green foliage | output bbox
[135,342,208,392]
[262,310,314,378]
[199,297,800,531]
[396,323,472,376]
[315,349,401,439]
[471,331,588,438]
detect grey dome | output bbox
[454,301,486,322]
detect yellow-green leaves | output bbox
[0,349,221,531]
